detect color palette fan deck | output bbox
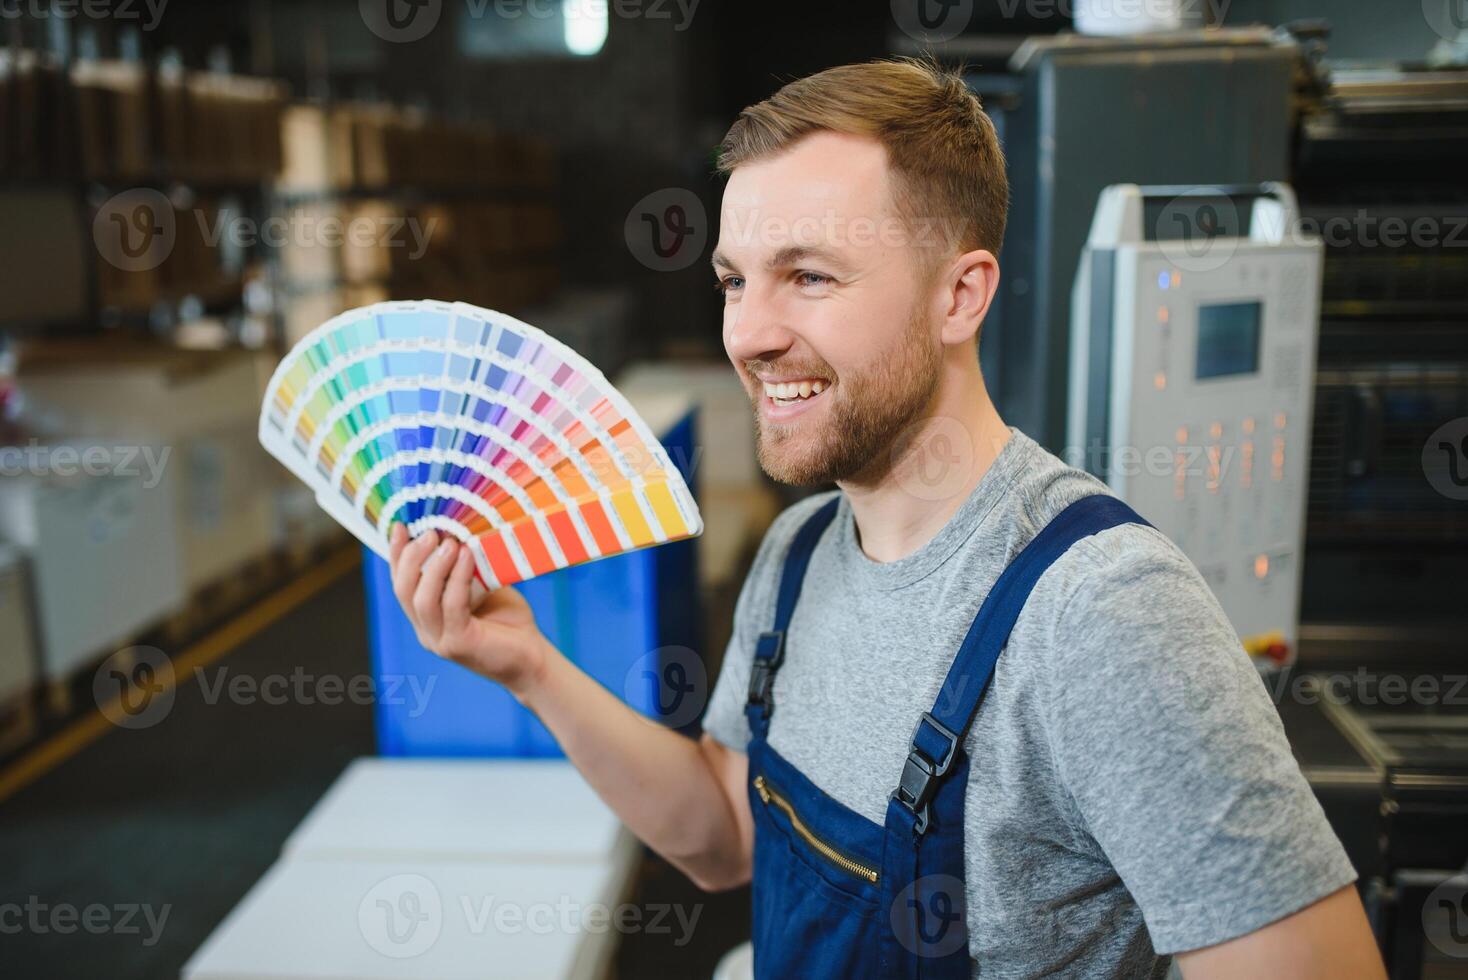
[259,300,703,589]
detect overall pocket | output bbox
[749,773,884,978]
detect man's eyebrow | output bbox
[711,245,853,274]
[768,245,850,271]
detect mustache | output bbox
[743,359,836,383]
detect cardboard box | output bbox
[339,199,396,284]
[278,199,342,285]
[278,105,332,191]
[0,455,184,681]
[176,424,276,592]
[18,345,267,443]
[71,60,150,181]
[282,288,344,348]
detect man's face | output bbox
[715,131,944,487]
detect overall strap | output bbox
[745,496,842,730]
[892,494,1150,834]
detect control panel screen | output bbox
[1195,301,1262,380]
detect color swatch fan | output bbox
[259,300,702,589]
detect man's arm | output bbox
[522,647,756,891]
[389,525,755,891]
[1176,885,1385,979]
[1036,533,1376,963]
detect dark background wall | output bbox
[50,0,1450,357]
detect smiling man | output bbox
[389,59,1385,979]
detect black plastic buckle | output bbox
[746,631,785,715]
[890,712,960,836]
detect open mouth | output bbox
[762,378,830,408]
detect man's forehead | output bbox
[721,132,893,213]
[716,133,900,259]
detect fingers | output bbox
[388,522,408,565]
[391,529,438,619]
[441,546,475,637]
[412,535,459,637]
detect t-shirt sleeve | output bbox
[1037,529,1358,955]
[699,494,833,752]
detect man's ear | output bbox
[939,249,1000,347]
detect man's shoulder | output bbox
[1018,501,1234,677]
[977,438,1185,583]
[986,439,1226,656]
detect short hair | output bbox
[716,58,1009,259]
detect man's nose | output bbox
[724,284,796,364]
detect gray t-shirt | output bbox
[702,429,1356,978]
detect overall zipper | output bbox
[754,775,879,884]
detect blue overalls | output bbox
[744,494,1148,978]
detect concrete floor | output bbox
[0,565,749,979]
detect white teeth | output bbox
[762,379,828,402]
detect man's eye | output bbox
[795,271,832,288]
[717,275,744,294]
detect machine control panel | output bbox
[1068,184,1323,662]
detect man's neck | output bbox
[838,365,1011,564]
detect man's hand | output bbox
[388,524,549,699]
[386,523,753,891]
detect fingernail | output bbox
[435,539,455,559]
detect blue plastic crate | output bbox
[363,410,702,757]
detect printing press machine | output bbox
[944,29,1468,975]
[1284,60,1468,980]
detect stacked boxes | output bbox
[1,58,287,321]
[70,60,152,181]
[17,345,276,599]
[155,67,286,184]
[275,103,560,345]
